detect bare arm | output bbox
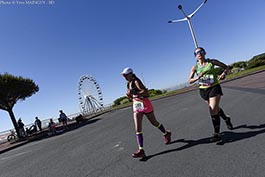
[126,88,132,99]
[134,79,149,97]
[189,65,204,84]
[211,59,229,80]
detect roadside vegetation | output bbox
[0,73,39,138]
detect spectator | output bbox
[34,117,42,131]
[59,110,68,130]
[75,114,84,124]
[48,119,56,135]
[17,118,25,138]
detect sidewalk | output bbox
[0,120,78,154]
[0,129,49,154]
[0,115,103,154]
[0,139,30,154]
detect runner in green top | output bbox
[195,58,219,89]
[189,47,233,142]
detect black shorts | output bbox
[199,84,223,101]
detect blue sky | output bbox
[0,0,265,132]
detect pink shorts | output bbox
[133,98,154,114]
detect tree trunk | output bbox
[7,109,21,138]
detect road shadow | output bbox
[33,118,102,141]
[67,118,101,131]
[219,123,265,145]
[232,124,265,130]
[140,123,265,162]
[223,86,265,95]
[140,136,215,162]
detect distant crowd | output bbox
[15,110,72,138]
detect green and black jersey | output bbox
[195,59,219,89]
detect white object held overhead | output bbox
[169,0,208,48]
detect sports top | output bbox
[195,59,219,89]
[127,75,148,98]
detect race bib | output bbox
[199,74,214,86]
[133,100,144,112]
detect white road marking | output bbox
[0,151,29,161]
[112,141,124,151]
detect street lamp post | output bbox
[169,0,208,48]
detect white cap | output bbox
[121,67,133,75]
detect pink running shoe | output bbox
[164,131,171,145]
[132,149,146,158]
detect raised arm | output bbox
[211,59,230,80]
[189,65,204,84]
[134,79,149,97]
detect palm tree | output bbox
[0,73,39,138]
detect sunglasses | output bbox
[194,50,205,56]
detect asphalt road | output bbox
[0,71,265,177]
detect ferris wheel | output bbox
[78,75,104,115]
